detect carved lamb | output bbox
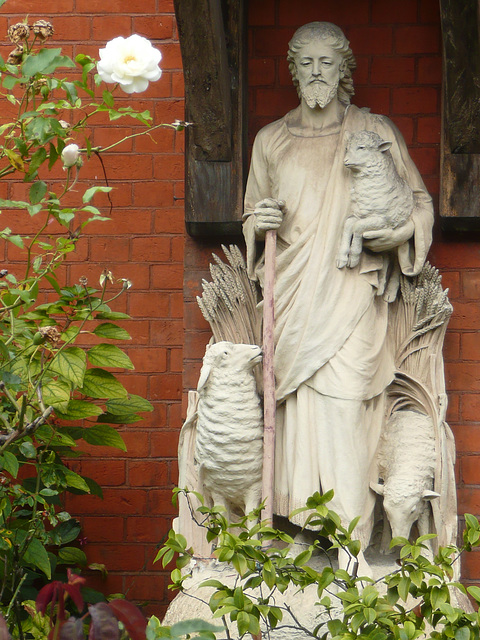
[336,130,414,299]
[194,341,263,521]
[371,409,440,553]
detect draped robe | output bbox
[243,104,434,545]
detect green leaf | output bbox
[54,519,81,544]
[88,343,134,369]
[29,180,47,204]
[63,468,90,493]
[58,546,87,566]
[170,620,224,636]
[1,451,19,477]
[467,585,480,602]
[49,347,87,388]
[42,379,71,412]
[97,412,141,424]
[106,395,153,414]
[82,424,126,451]
[93,323,131,341]
[237,611,250,636]
[95,311,130,320]
[22,48,75,77]
[23,537,52,579]
[80,368,128,399]
[455,628,470,640]
[82,186,112,203]
[19,441,37,459]
[55,399,103,421]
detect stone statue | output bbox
[242,21,435,574]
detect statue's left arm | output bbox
[363,116,434,276]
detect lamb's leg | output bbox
[417,506,434,560]
[383,256,400,303]
[348,216,388,268]
[336,216,356,269]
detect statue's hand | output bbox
[253,198,286,238]
[363,219,414,252]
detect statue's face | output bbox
[294,39,343,109]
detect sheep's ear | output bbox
[422,490,441,501]
[378,140,392,153]
[370,481,385,495]
[197,363,212,392]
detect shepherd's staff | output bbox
[262,227,277,526]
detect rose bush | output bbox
[97,34,162,94]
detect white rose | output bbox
[97,34,162,94]
[61,143,80,168]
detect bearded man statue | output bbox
[242,22,434,575]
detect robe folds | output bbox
[243,104,434,541]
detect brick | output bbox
[168,403,183,430]
[448,302,480,331]
[94,126,133,152]
[462,550,480,580]
[6,0,74,11]
[154,154,184,181]
[420,0,440,23]
[453,424,480,451]
[131,237,171,262]
[278,0,369,26]
[353,88,390,115]
[154,208,184,234]
[134,181,174,208]
[443,332,460,361]
[75,430,150,458]
[128,460,169,486]
[372,0,418,23]
[86,210,152,236]
[152,264,184,289]
[184,331,211,360]
[395,26,440,55]
[463,271,480,299]
[417,116,441,144]
[390,117,414,145]
[150,429,179,458]
[169,292,184,318]
[254,28,293,57]
[417,56,442,84]
[149,374,182,400]
[171,71,185,98]
[157,43,183,70]
[184,301,210,331]
[392,87,438,115]
[183,361,202,390]
[371,57,415,86]
[184,242,220,269]
[80,516,124,543]
[249,0,275,25]
[150,319,183,346]
[249,58,276,86]
[409,147,439,176]
[66,488,147,515]
[134,128,176,153]
[126,516,171,543]
[128,292,169,318]
[446,362,480,392]
[89,236,130,262]
[170,348,183,372]
[129,347,167,373]
[147,489,177,515]
[428,244,480,270]
[81,154,153,181]
[76,0,156,12]
[458,488,480,518]
[461,396,480,423]
[87,543,146,572]
[133,15,174,40]
[446,393,459,422]
[353,56,369,86]
[124,574,165,601]
[348,27,393,55]
[70,460,126,486]
[91,15,133,41]
[462,333,480,361]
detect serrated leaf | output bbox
[82,424,126,451]
[49,347,86,388]
[88,343,134,369]
[55,399,103,421]
[29,180,47,204]
[106,395,153,414]
[63,468,90,493]
[42,379,71,412]
[1,451,19,478]
[93,323,131,341]
[80,368,127,399]
[58,546,87,566]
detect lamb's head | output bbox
[371,480,440,540]
[344,130,393,174]
[197,341,262,393]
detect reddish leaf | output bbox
[88,603,119,640]
[60,617,85,640]
[36,582,60,615]
[107,600,147,640]
[0,614,12,640]
[64,583,85,614]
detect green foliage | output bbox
[157,491,480,640]
[0,14,167,637]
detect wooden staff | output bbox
[262,228,277,525]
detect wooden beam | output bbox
[174,0,247,236]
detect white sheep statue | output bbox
[370,409,440,555]
[194,341,263,522]
[336,130,414,300]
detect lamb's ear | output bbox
[197,363,212,392]
[378,140,392,153]
[422,490,441,501]
[370,481,385,495]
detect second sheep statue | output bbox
[194,341,263,522]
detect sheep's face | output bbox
[344,130,392,173]
[383,489,440,540]
[197,341,262,392]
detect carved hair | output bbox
[287,22,356,105]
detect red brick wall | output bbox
[0,0,184,614]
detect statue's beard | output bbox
[300,80,338,109]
